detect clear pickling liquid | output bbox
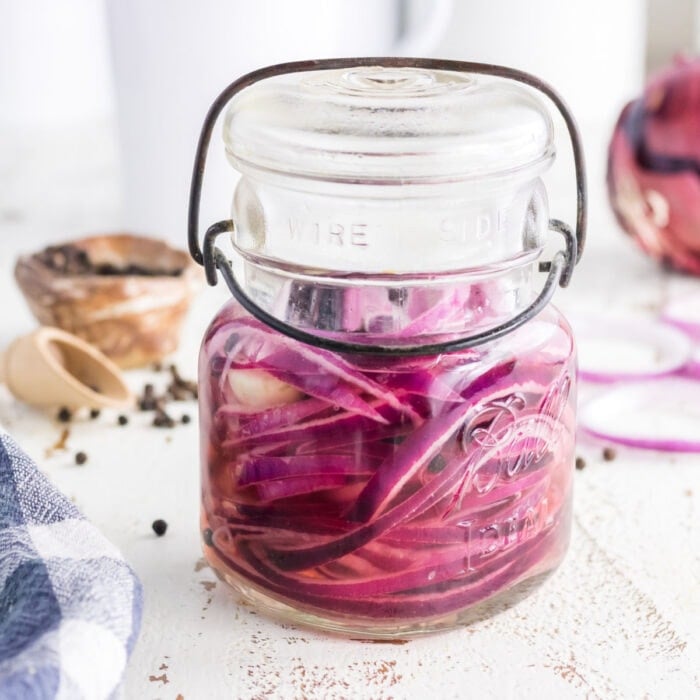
[198,297,575,637]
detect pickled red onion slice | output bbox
[571,315,692,382]
[580,377,700,451]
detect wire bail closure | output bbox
[188,57,587,356]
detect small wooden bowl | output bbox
[15,234,203,369]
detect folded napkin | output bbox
[0,431,142,700]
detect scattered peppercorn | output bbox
[75,451,88,465]
[117,414,129,426]
[57,406,72,423]
[203,528,214,546]
[153,407,175,428]
[36,243,183,277]
[126,366,200,428]
[602,447,617,462]
[89,408,100,420]
[37,244,91,275]
[152,519,168,536]
[575,456,586,471]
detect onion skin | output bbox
[608,56,700,274]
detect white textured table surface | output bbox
[0,123,698,700]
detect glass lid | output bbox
[223,65,555,183]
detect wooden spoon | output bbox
[0,327,134,409]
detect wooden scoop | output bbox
[0,327,134,409]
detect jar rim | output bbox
[236,243,543,286]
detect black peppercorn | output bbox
[383,434,407,445]
[117,415,129,426]
[89,408,100,420]
[602,447,617,462]
[575,457,586,471]
[152,519,168,536]
[181,414,191,425]
[75,451,88,465]
[427,454,447,474]
[223,333,240,354]
[57,407,72,423]
[388,287,407,306]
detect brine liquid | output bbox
[199,300,576,636]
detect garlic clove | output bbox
[227,368,302,409]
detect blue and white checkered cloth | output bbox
[0,431,142,699]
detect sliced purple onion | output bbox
[570,314,692,382]
[215,397,329,439]
[255,364,389,423]
[228,317,413,416]
[238,455,374,486]
[210,521,561,619]
[579,377,700,452]
[264,447,470,571]
[346,359,518,523]
[345,405,470,523]
[254,474,361,502]
[221,399,402,452]
[203,306,575,623]
[376,369,463,402]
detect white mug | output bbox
[106,0,453,242]
[437,0,646,132]
[435,0,647,224]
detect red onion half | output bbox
[608,56,700,274]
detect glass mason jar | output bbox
[190,59,585,637]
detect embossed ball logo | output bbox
[453,372,571,503]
